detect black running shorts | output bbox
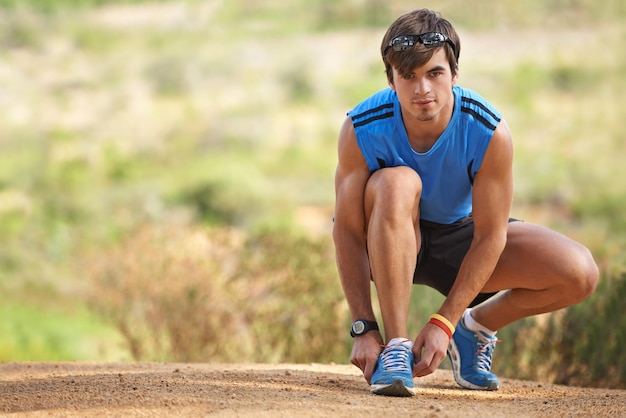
[413,215,518,308]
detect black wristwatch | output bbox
[350,319,379,337]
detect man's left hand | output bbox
[412,323,450,377]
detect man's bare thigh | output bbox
[482,221,591,293]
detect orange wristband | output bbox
[428,314,455,339]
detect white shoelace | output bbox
[474,335,500,372]
[380,341,412,372]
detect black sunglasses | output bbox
[384,32,458,60]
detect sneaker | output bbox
[448,319,500,390]
[370,339,416,397]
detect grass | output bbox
[0,297,127,361]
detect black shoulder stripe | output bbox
[461,107,497,131]
[353,111,394,128]
[351,103,394,121]
[461,97,501,123]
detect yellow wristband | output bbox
[429,314,455,336]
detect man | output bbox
[333,8,599,397]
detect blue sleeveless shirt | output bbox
[348,86,501,224]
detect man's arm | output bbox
[333,116,383,381]
[334,116,374,322]
[439,118,514,324]
[413,119,514,377]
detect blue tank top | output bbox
[348,86,501,224]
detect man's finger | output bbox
[413,345,436,377]
[364,357,380,384]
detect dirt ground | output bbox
[0,363,624,417]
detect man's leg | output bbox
[364,166,422,396]
[450,221,598,390]
[473,221,599,330]
[365,166,422,341]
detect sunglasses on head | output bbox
[384,32,457,60]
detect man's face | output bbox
[389,48,458,123]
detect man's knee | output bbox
[365,167,422,220]
[551,243,600,307]
[571,246,599,303]
[366,167,422,201]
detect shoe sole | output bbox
[447,339,499,391]
[370,378,416,397]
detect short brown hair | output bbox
[381,9,460,83]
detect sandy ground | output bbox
[0,363,624,417]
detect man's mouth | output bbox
[413,98,434,106]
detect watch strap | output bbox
[350,319,379,337]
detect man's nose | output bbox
[414,78,430,95]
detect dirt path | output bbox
[1,363,624,417]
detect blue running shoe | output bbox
[370,339,416,397]
[448,319,500,390]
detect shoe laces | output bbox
[474,334,501,373]
[379,340,412,372]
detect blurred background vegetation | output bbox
[0,0,624,389]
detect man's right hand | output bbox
[350,331,384,384]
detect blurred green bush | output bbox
[86,222,346,363]
[496,273,626,388]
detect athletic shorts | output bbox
[413,215,518,308]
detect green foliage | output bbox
[71,24,124,53]
[235,225,346,363]
[418,0,626,30]
[0,10,44,49]
[144,54,191,97]
[282,67,315,103]
[309,0,392,30]
[85,223,242,361]
[504,59,596,114]
[495,273,626,389]
[215,0,394,34]
[573,194,626,233]
[175,179,265,226]
[549,273,626,388]
[406,288,446,339]
[0,297,124,361]
[0,0,173,14]
[86,222,346,363]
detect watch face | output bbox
[352,320,366,335]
